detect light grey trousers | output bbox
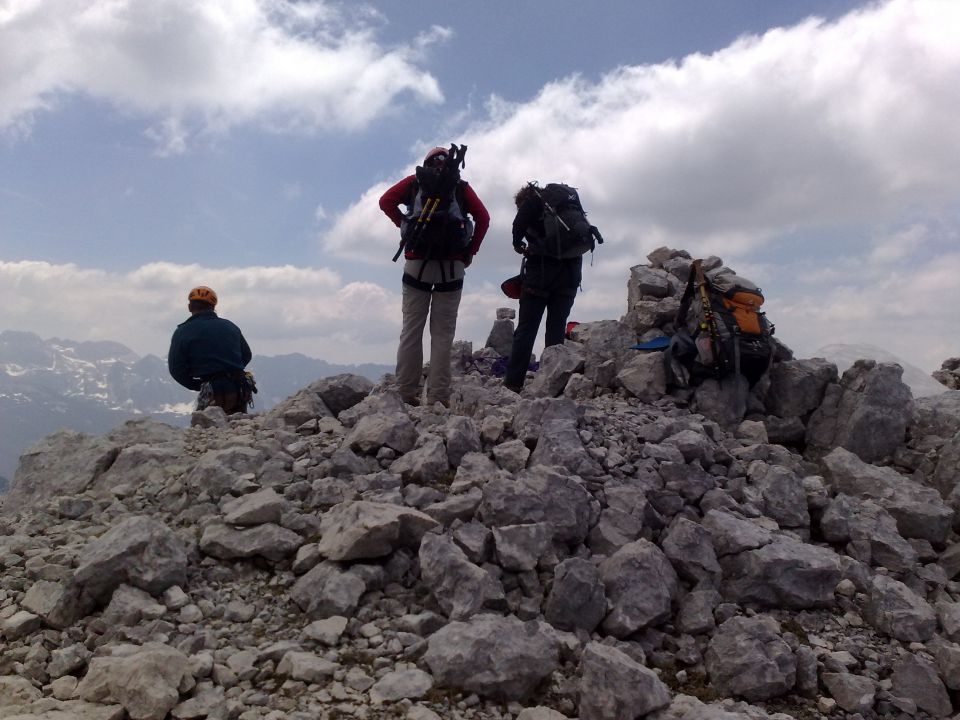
[396,259,464,405]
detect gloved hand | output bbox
[513,241,527,255]
[462,254,473,268]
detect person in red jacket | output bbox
[379,146,490,406]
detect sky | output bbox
[1,0,959,372]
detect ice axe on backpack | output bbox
[392,144,468,262]
[533,185,604,246]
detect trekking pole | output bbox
[693,260,727,375]
[392,197,440,261]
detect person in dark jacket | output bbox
[168,286,253,414]
[379,146,490,406]
[503,182,583,392]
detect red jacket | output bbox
[379,175,490,260]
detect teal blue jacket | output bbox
[167,311,251,391]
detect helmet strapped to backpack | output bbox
[188,286,218,307]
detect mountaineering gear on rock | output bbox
[168,310,252,394]
[188,286,218,306]
[671,259,774,387]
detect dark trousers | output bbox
[504,291,576,388]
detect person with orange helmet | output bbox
[168,286,253,414]
[379,144,490,406]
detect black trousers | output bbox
[504,290,576,388]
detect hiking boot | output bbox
[402,396,421,407]
[503,383,522,394]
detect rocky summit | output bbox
[1,248,959,720]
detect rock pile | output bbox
[934,358,960,391]
[1,249,959,720]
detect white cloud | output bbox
[321,0,960,372]
[0,0,446,151]
[0,260,404,364]
[326,0,960,265]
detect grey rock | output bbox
[290,561,366,619]
[347,412,418,454]
[183,446,265,499]
[199,522,302,561]
[5,430,119,514]
[424,614,559,701]
[820,447,953,544]
[600,539,679,638]
[890,653,952,717]
[527,342,586,398]
[222,487,287,525]
[492,523,552,572]
[705,616,796,702]
[102,584,167,626]
[820,495,918,572]
[419,532,505,620]
[390,435,450,483]
[747,463,809,528]
[76,642,190,720]
[74,516,188,602]
[479,466,598,545]
[276,651,338,683]
[719,538,842,609]
[444,416,482,467]
[485,318,515,357]
[369,668,434,703]
[864,574,936,642]
[617,352,667,403]
[702,510,773,557]
[806,360,914,462]
[692,376,749,429]
[492,439,530,474]
[21,579,92,629]
[317,500,438,561]
[661,517,721,585]
[543,558,606,633]
[676,588,721,636]
[1,610,42,640]
[821,672,876,713]
[766,359,837,419]
[578,642,672,720]
[528,419,604,477]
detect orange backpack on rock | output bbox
[671,259,774,387]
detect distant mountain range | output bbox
[0,330,392,481]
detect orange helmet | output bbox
[423,146,448,167]
[188,286,218,306]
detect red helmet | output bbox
[423,146,448,167]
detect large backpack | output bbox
[671,260,774,387]
[397,146,474,263]
[531,183,599,259]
